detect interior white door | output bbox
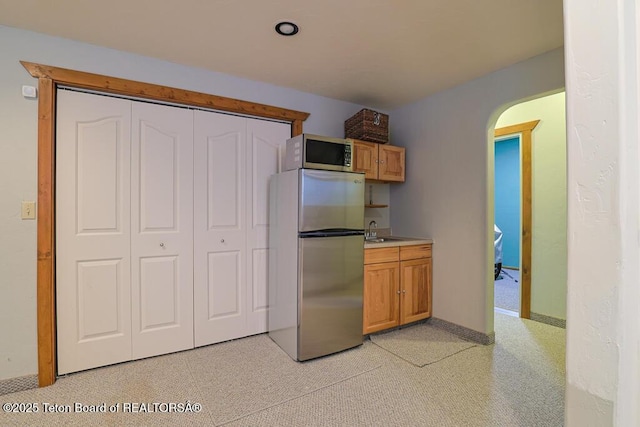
[130,102,194,359]
[245,120,291,334]
[193,110,247,346]
[56,90,133,375]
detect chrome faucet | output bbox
[367,220,378,239]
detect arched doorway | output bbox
[491,92,567,326]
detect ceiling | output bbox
[0,0,564,109]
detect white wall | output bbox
[0,31,39,383]
[389,48,565,335]
[564,0,640,426]
[0,25,370,381]
[496,92,567,320]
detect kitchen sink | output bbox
[365,236,407,243]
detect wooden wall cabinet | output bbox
[350,139,405,182]
[363,244,432,334]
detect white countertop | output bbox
[364,236,433,248]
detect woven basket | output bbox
[344,109,389,144]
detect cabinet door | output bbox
[378,145,405,182]
[56,90,133,375]
[131,101,194,359]
[363,262,400,334]
[400,257,432,325]
[352,140,379,180]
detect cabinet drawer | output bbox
[364,247,399,264]
[400,244,432,261]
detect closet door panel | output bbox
[76,126,120,232]
[56,90,132,375]
[206,132,241,229]
[207,251,242,318]
[246,120,290,334]
[139,256,179,330]
[139,128,178,231]
[194,111,247,346]
[131,102,194,359]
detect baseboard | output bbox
[530,312,566,329]
[428,318,495,345]
[0,374,38,396]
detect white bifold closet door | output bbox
[245,119,291,335]
[57,91,194,374]
[130,101,194,360]
[193,112,289,346]
[56,90,133,375]
[193,111,247,345]
[57,89,290,374]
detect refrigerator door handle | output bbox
[299,230,365,238]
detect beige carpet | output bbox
[369,323,477,367]
[495,268,520,312]
[0,313,565,426]
[184,336,382,424]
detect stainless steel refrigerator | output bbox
[268,168,364,361]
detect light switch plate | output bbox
[21,201,36,219]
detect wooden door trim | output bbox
[494,120,539,319]
[21,61,309,387]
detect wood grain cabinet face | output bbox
[350,139,405,182]
[363,262,400,334]
[352,140,379,180]
[400,257,432,324]
[363,244,432,334]
[378,145,405,182]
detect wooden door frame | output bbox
[21,61,309,387]
[494,120,539,319]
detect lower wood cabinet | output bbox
[363,244,432,334]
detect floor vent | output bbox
[0,374,38,396]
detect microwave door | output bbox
[305,138,348,171]
[298,169,364,233]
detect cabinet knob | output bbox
[159,243,165,248]
[402,289,406,294]
[220,239,225,243]
[397,290,401,295]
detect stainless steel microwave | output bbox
[284,134,353,172]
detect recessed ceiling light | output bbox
[275,21,299,36]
